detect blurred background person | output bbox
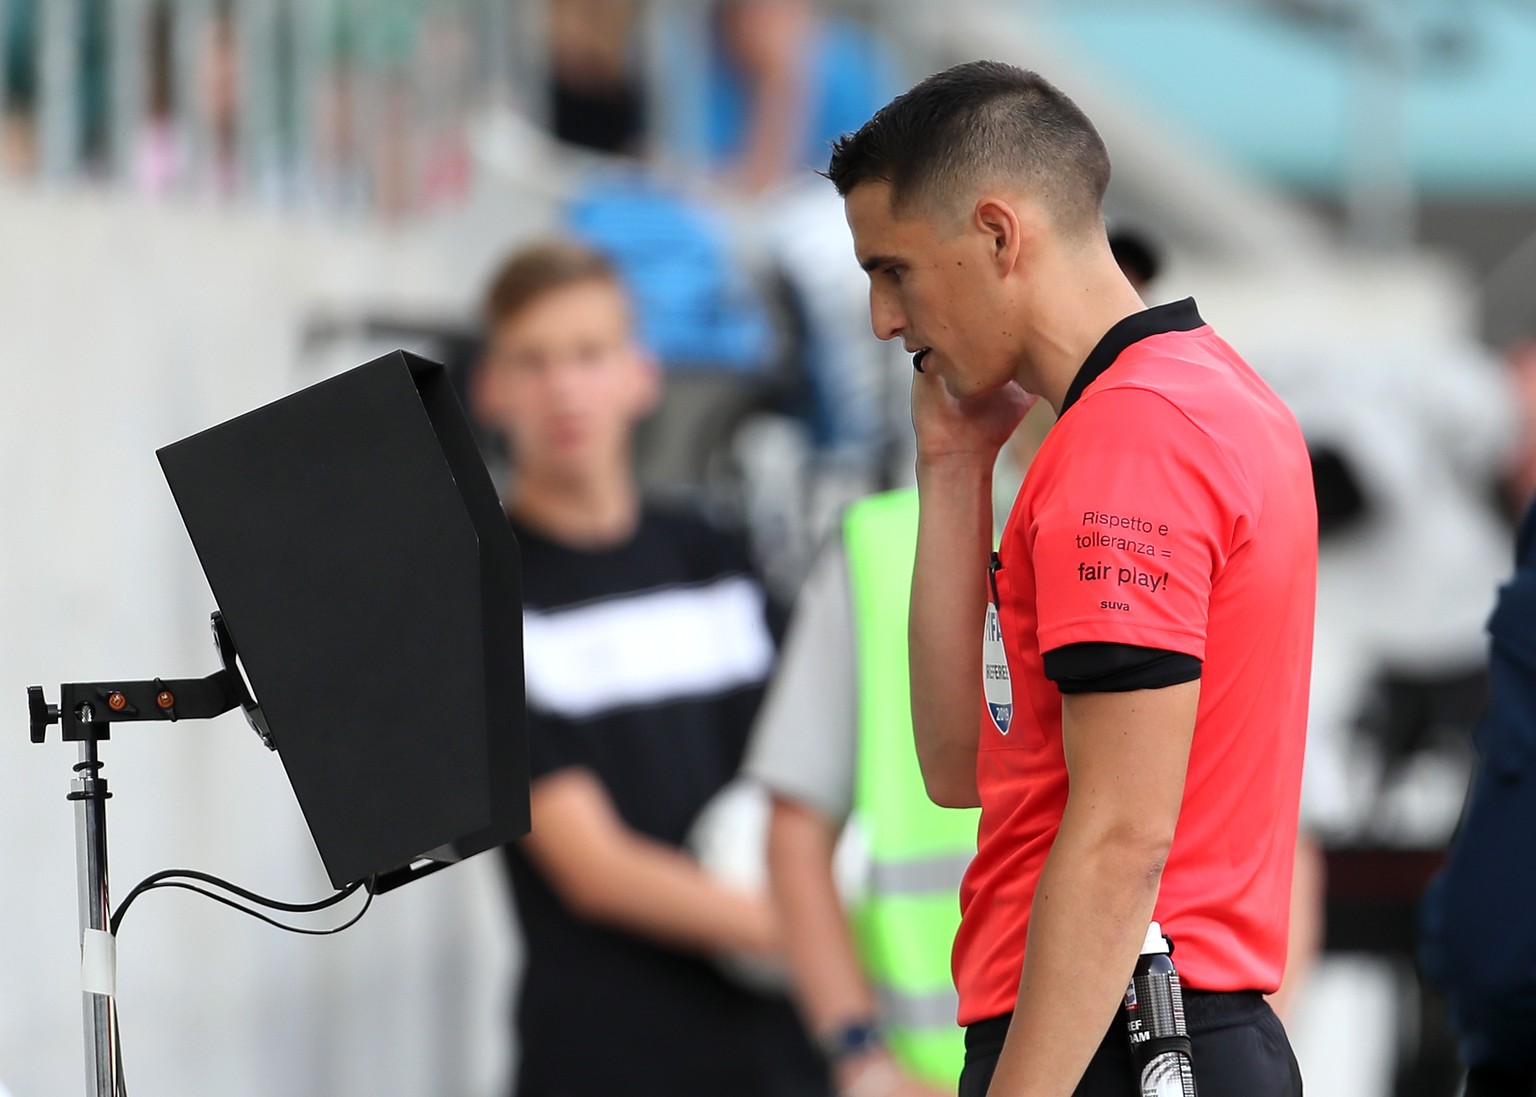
[746,453,1012,1097]
[133,3,240,200]
[540,0,903,578]
[1258,325,1515,1097]
[469,239,828,1097]
[545,0,645,156]
[1419,496,1536,1097]
[0,0,36,176]
[544,0,893,194]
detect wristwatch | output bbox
[820,1018,885,1064]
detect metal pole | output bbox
[71,735,118,1097]
[171,0,211,194]
[235,0,279,203]
[640,0,710,171]
[39,0,83,180]
[108,0,147,183]
[1346,0,1414,252]
[288,0,325,209]
[505,0,548,125]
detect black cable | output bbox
[105,871,374,1097]
[111,869,365,935]
[113,1009,127,1097]
[112,876,373,937]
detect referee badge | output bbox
[983,602,1014,734]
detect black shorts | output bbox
[958,991,1302,1097]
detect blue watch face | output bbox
[826,1020,883,1061]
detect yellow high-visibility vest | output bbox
[844,489,980,1088]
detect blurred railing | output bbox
[0,0,552,216]
[0,0,908,219]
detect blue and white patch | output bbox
[983,601,1013,734]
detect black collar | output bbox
[1059,298,1205,416]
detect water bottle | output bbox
[1123,922,1197,1097]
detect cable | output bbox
[111,869,367,935]
[112,879,374,937]
[113,1009,127,1097]
[105,870,375,1097]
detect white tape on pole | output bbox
[81,929,117,997]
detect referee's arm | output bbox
[908,453,991,807]
[907,373,1033,808]
[988,683,1198,1097]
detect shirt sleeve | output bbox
[1030,386,1245,660]
[740,538,859,825]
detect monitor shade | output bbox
[158,351,528,889]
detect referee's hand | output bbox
[911,371,1036,466]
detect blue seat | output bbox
[566,174,775,375]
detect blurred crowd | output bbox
[0,0,893,215]
[6,2,1536,1097]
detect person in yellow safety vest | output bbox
[743,413,1050,1097]
[844,488,979,1077]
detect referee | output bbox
[825,62,1314,1096]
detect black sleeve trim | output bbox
[1043,642,1202,695]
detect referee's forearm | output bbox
[909,455,992,809]
[987,826,1165,1097]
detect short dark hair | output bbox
[483,240,623,330]
[825,61,1111,233]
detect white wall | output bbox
[0,183,539,1097]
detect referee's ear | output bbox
[973,197,1028,280]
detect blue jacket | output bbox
[1420,500,1536,1069]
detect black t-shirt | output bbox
[502,505,826,1097]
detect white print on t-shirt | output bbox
[522,576,774,720]
[983,602,1014,734]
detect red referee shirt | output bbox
[955,298,1317,1026]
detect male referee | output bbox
[826,62,1314,1097]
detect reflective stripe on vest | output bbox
[845,489,980,1089]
